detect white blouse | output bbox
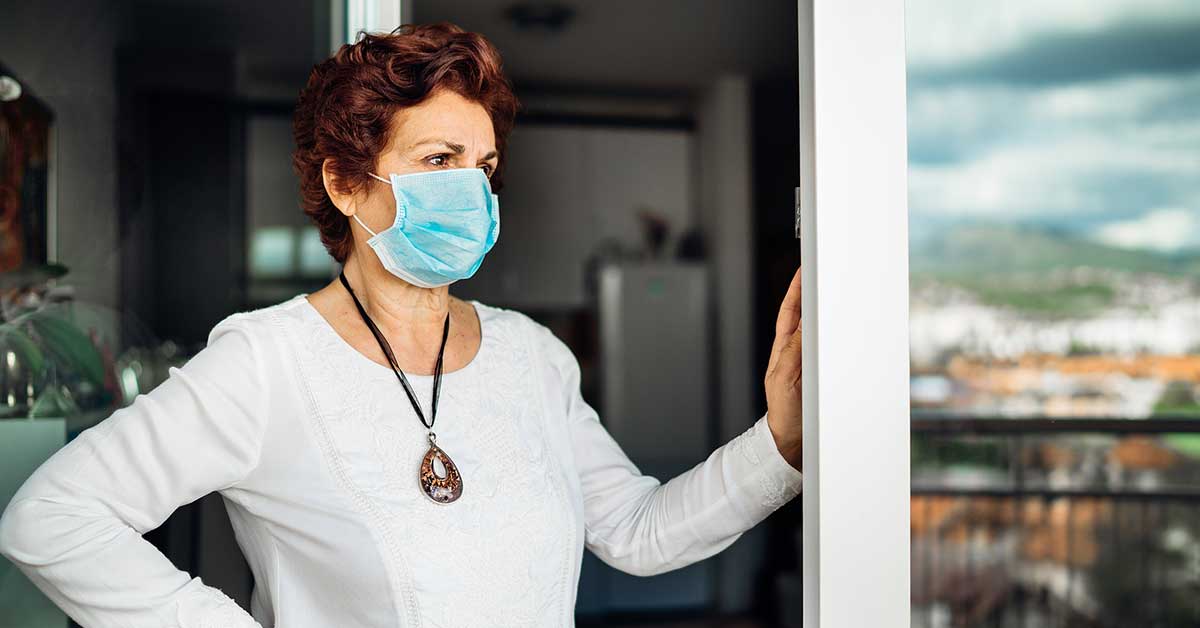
[0,294,803,628]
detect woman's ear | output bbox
[321,158,359,218]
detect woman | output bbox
[0,22,804,628]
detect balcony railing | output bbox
[909,413,1200,628]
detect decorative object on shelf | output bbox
[0,75,23,102]
[0,302,107,420]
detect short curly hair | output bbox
[292,22,520,263]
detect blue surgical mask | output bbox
[353,167,500,288]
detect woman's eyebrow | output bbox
[410,138,498,161]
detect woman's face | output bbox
[353,87,498,235]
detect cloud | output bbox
[909,133,1200,218]
[907,71,1200,224]
[911,19,1200,87]
[904,1,1200,234]
[1092,208,1200,251]
[908,71,1200,163]
[906,0,1200,69]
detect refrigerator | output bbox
[576,261,716,616]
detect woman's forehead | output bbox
[389,92,495,149]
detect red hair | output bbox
[292,22,520,263]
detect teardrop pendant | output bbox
[418,432,463,504]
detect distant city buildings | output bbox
[910,268,1200,417]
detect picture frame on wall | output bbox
[0,62,55,282]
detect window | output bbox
[907,2,1200,624]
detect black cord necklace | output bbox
[339,270,464,504]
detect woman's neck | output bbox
[339,255,452,351]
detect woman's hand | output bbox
[763,265,804,470]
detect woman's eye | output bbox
[428,154,492,176]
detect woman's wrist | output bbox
[766,417,803,471]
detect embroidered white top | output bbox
[0,294,804,628]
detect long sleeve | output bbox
[534,323,803,578]
[0,314,270,628]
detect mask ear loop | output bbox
[352,172,393,237]
[351,213,378,237]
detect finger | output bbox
[775,265,802,337]
[768,312,803,381]
[774,323,804,384]
[768,266,803,374]
[767,324,790,376]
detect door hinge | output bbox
[794,186,802,239]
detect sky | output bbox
[905,0,1200,253]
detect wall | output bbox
[695,74,766,613]
[454,123,695,309]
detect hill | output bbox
[910,222,1200,278]
[909,222,1200,316]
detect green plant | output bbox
[1,306,105,389]
[1153,382,1200,459]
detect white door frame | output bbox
[799,1,912,626]
[331,0,411,51]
